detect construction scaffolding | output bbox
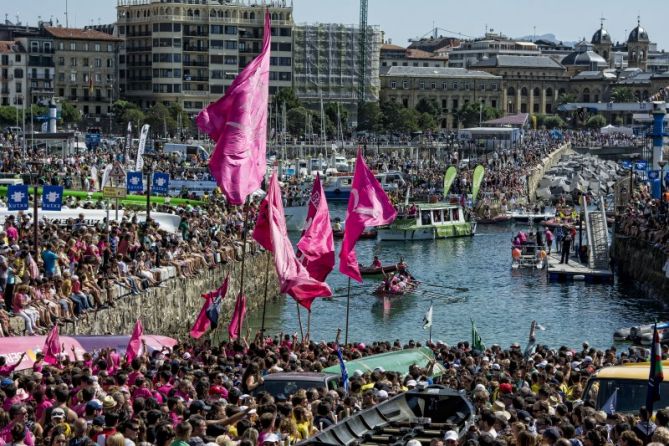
[292,23,381,107]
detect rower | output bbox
[332,219,342,231]
[371,256,382,268]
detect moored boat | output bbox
[510,209,554,223]
[477,214,513,225]
[359,264,399,276]
[372,279,418,297]
[378,203,475,242]
[614,321,669,343]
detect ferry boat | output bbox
[323,171,405,201]
[377,203,476,241]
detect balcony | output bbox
[184,30,209,37]
[183,46,209,52]
[127,46,152,52]
[183,76,209,82]
[30,48,55,54]
[183,60,208,67]
[127,31,151,37]
[27,73,53,80]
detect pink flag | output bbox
[253,173,332,310]
[227,292,247,340]
[190,276,230,339]
[339,150,397,282]
[297,175,335,282]
[195,11,271,205]
[43,325,61,365]
[125,319,144,362]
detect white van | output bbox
[163,143,209,161]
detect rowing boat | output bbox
[359,264,399,276]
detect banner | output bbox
[443,166,457,197]
[125,121,132,163]
[7,185,29,211]
[620,160,632,170]
[471,165,485,203]
[634,160,648,172]
[41,185,64,211]
[127,171,144,192]
[648,170,660,180]
[135,124,150,171]
[152,172,170,195]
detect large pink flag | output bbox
[253,173,332,310]
[190,276,230,339]
[227,292,247,340]
[125,319,144,362]
[195,11,271,205]
[43,325,61,365]
[339,150,397,282]
[297,175,335,282]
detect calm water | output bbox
[245,205,669,349]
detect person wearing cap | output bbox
[262,432,281,446]
[444,430,458,446]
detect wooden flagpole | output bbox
[260,252,271,333]
[344,277,351,346]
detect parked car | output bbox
[251,372,341,399]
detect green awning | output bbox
[324,347,447,377]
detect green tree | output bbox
[417,112,437,131]
[59,101,81,124]
[272,87,301,111]
[145,103,177,136]
[557,93,577,105]
[324,102,349,134]
[0,106,19,126]
[610,87,635,103]
[379,99,402,131]
[122,108,145,127]
[286,106,311,137]
[585,114,607,129]
[168,102,192,131]
[396,108,420,133]
[29,105,47,124]
[543,115,566,129]
[356,102,381,132]
[415,98,440,117]
[458,102,501,128]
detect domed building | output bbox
[562,40,609,75]
[591,21,612,67]
[627,18,649,70]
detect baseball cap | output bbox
[86,399,103,410]
[190,400,211,412]
[444,431,458,442]
[51,408,66,419]
[263,433,281,444]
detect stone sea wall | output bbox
[15,250,280,340]
[526,142,573,202]
[611,236,669,299]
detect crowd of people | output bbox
[0,331,666,446]
[617,183,669,254]
[0,193,260,336]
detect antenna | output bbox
[65,0,69,28]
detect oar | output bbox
[418,281,469,292]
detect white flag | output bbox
[423,304,433,330]
[136,124,150,171]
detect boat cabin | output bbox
[414,203,466,226]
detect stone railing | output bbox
[526,142,572,202]
[12,250,280,340]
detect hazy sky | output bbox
[8,0,669,50]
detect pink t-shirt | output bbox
[6,227,17,242]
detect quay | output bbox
[546,252,613,283]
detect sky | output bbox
[7,0,669,50]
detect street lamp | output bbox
[659,159,668,198]
[141,151,159,225]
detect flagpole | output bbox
[306,309,311,342]
[345,277,351,346]
[260,252,271,334]
[296,302,304,342]
[236,196,251,338]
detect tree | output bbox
[458,102,501,128]
[379,100,402,132]
[357,102,381,132]
[122,108,145,127]
[557,93,577,106]
[29,105,47,124]
[145,103,177,137]
[396,108,420,133]
[59,101,81,124]
[543,115,566,129]
[585,114,607,129]
[286,106,311,137]
[417,112,437,131]
[0,106,19,126]
[272,87,301,111]
[324,102,349,135]
[610,87,635,103]
[415,98,440,117]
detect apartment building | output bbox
[116,0,293,116]
[292,22,382,107]
[45,26,121,118]
[0,40,27,108]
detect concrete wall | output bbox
[527,142,572,202]
[14,251,280,340]
[611,235,669,299]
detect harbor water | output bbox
[246,205,668,349]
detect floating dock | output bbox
[546,252,613,283]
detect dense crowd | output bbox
[617,183,669,254]
[0,195,260,336]
[0,332,666,446]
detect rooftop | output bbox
[471,54,565,70]
[381,43,405,51]
[383,66,500,79]
[43,27,122,42]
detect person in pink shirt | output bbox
[1,404,35,446]
[32,389,53,422]
[0,353,25,376]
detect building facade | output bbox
[15,33,56,106]
[448,32,541,68]
[292,22,381,107]
[0,41,27,108]
[116,0,293,116]
[380,66,502,128]
[45,27,121,119]
[380,43,448,74]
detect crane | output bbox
[358,0,368,106]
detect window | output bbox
[452,82,458,90]
[83,58,89,66]
[58,57,65,66]
[70,57,77,67]
[30,41,39,52]
[13,69,23,78]
[59,42,64,50]
[15,82,21,93]
[224,56,237,65]
[225,26,237,35]
[95,58,102,68]
[225,40,237,50]
[419,81,425,89]
[70,43,76,51]
[95,44,101,52]
[84,43,89,51]
[58,72,65,81]
[107,59,113,68]
[431,82,436,90]
[15,55,20,62]
[71,88,77,98]
[391,81,396,89]
[95,73,101,82]
[108,44,113,52]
